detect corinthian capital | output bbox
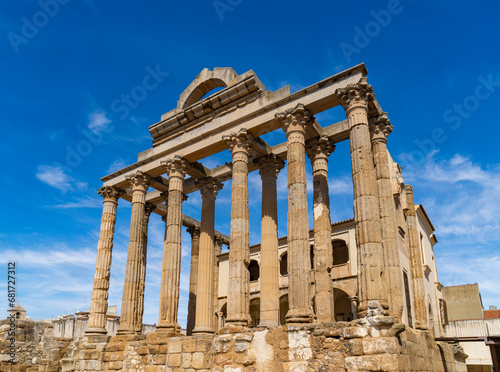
[258,154,285,179]
[335,77,375,111]
[275,103,314,136]
[161,155,188,179]
[222,128,253,157]
[97,185,123,200]
[306,135,336,161]
[196,177,224,200]
[126,171,150,191]
[369,112,393,143]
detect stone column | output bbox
[117,172,149,335]
[258,154,285,327]
[336,78,388,317]
[276,104,314,323]
[370,113,404,322]
[213,237,223,331]
[222,129,252,328]
[136,203,155,335]
[404,184,428,329]
[86,186,122,335]
[306,135,336,323]
[186,226,200,336]
[348,296,359,320]
[193,178,223,334]
[157,156,187,333]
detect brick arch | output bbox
[178,67,238,109]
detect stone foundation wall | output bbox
[1,321,467,372]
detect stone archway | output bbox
[178,68,238,109]
[333,288,354,321]
[250,298,260,328]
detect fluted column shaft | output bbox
[259,155,284,327]
[276,104,314,323]
[117,172,149,335]
[86,186,121,335]
[186,227,200,336]
[194,178,223,334]
[136,203,154,335]
[213,238,223,330]
[157,157,187,332]
[370,114,404,322]
[223,130,252,327]
[307,136,335,323]
[404,184,427,329]
[336,79,387,316]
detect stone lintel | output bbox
[101,65,371,189]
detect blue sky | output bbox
[1,0,499,326]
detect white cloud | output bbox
[399,152,500,307]
[52,195,102,209]
[88,110,111,133]
[36,165,74,192]
[401,153,500,240]
[107,159,127,174]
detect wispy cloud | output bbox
[399,152,500,307]
[88,110,111,133]
[36,165,75,192]
[401,153,500,239]
[107,158,127,174]
[52,195,102,209]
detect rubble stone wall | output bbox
[1,321,467,372]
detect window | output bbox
[280,253,288,276]
[332,240,349,265]
[248,260,260,281]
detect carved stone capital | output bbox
[369,112,393,143]
[196,177,223,200]
[161,155,188,179]
[306,135,336,162]
[144,203,156,217]
[97,186,122,201]
[222,129,253,159]
[126,171,150,192]
[275,103,314,137]
[335,77,375,112]
[258,154,285,179]
[186,226,201,239]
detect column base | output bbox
[285,309,314,324]
[84,327,108,336]
[156,322,181,333]
[192,325,215,335]
[258,319,279,328]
